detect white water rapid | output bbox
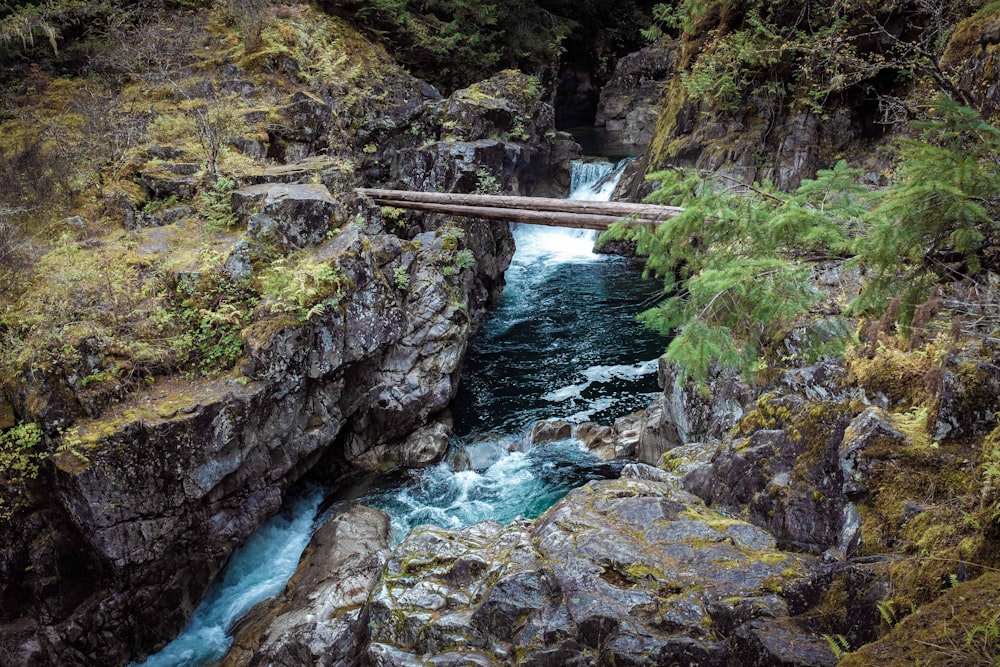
[137,158,664,665]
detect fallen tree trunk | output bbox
[356,188,683,229]
[364,200,631,229]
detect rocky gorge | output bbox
[2,1,1000,666]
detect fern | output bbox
[261,256,351,321]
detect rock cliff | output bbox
[0,16,565,666]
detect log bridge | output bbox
[357,188,684,231]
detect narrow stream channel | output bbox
[137,159,665,666]
[358,159,666,543]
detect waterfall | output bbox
[508,158,632,269]
[136,157,659,665]
[568,159,630,201]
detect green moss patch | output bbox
[839,571,1000,667]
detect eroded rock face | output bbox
[273,466,835,666]
[596,44,678,151]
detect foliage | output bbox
[185,92,251,176]
[0,421,43,480]
[196,174,238,229]
[0,0,112,54]
[616,99,1000,382]
[643,0,980,119]
[214,0,266,47]
[852,98,1000,331]
[474,167,501,194]
[261,255,351,321]
[602,160,864,380]
[333,0,573,91]
[0,421,44,519]
[169,252,257,375]
[393,265,409,290]
[454,248,475,270]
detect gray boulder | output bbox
[223,505,391,667]
[232,182,346,250]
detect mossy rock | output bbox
[941,3,1000,69]
[839,572,1000,667]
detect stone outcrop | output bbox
[633,358,754,466]
[223,505,391,667]
[596,44,678,152]
[0,58,569,667]
[235,465,839,666]
[362,70,578,198]
[232,182,348,250]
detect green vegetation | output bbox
[196,175,239,229]
[606,98,1000,382]
[602,159,863,380]
[331,0,570,91]
[331,0,653,92]
[642,0,978,115]
[0,421,43,519]
[260,255,352,321]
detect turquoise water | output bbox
[359,160,666,541]
[133,486,324,667]
[138,160,665,664]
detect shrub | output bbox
[261,255,352,321]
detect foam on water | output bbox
[134,486,323,667]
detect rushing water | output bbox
[360,159,666,542]
[134,486,324,667]
[138,159,666,665]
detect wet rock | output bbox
[222,239,254,281]
[596,44,678,151]
[636,358,753,465]
[222,505,390,667]
[356,475,830,665]
[840,407,907,501]
[0,50,527,667]
[675,397,856,555]
[448,437,508,472]
[267,91,332,161]
[573,421,618,459]
[137,204,193,228]
[232,182,346,250]
[399,419,451,468]
[530,419,573,444]
[370,70,562,198]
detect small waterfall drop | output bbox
[138,158,663,664]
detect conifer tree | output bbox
[608,98,1000,382]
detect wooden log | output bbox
[356,188,683,222]
[369,199,628,230]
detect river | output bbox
[136,159,665,666]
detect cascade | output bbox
[137,158,663,664]
[134,487,324,666]
[362,157,664,541]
